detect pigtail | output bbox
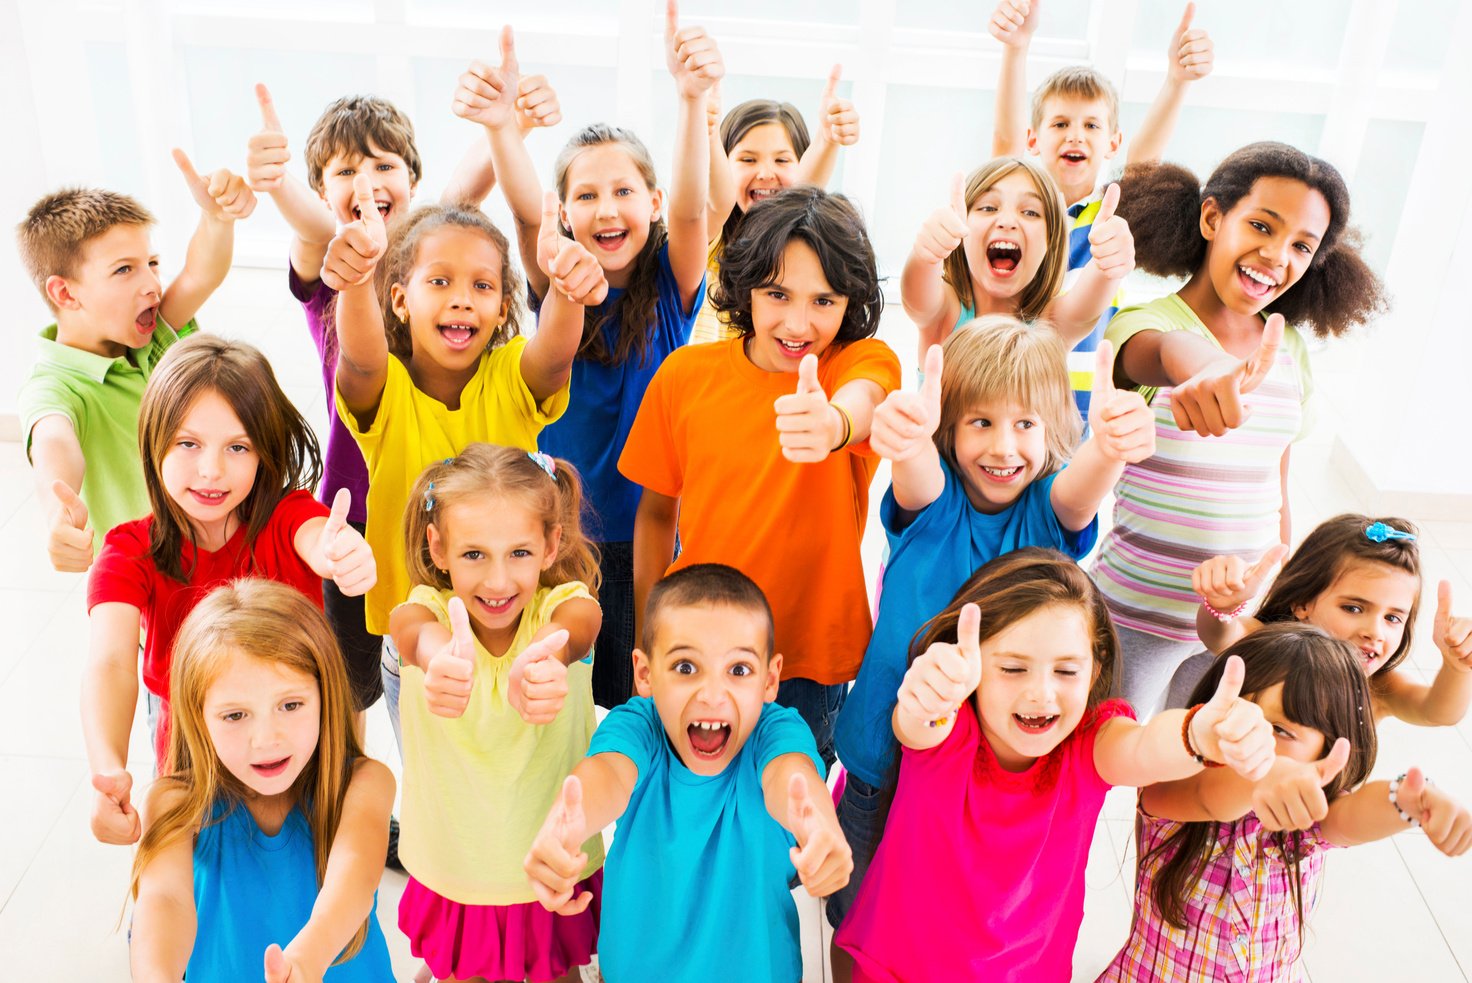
[1115,161,1207,278]
[1265,232,1388,339]
[542,457,602,598]
[403,459,455,593]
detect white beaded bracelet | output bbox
[1387,772,1427,828]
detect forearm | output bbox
[631,492,678,644]
[1321,781,1408,847]
[670,94,711,227]
[831,378,884,447]
[1048,437,1121,531]
[892,700,948,751]
[992,46,1030,156]
[1195,606,1253,654]
[82,650,141,773]
[440,131,499,208]
[1046,265,1116,347]
[483,121,549,297]
[129,895,195,983]
[1126,78,1189,166]
[269,176,337,248]
[796,138,840,188]
[160,213,234,328]
[889,446,945,513]
[1096,710,1202,787]
[762,753,830,830]
[541,598,603,666]
[707,130,735,239]
[900,254,950,337]
[389,608,448,673]
[1142,766,1254,823]
[572,754,636,834]
[31,430,86,509]
[1407,665,1472,727]
[1118,329,1226,389]
[520,288,583,402]
[333,283,389,412]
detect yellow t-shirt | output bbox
[689,243,741,346]
[396,582,604,904]
[336,337,569,633]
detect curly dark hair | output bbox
[710,186,883,343]
[1115,142,1388,338]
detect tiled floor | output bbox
[4,267,1469,981]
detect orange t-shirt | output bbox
[619,337,901,684]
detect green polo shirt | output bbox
[19,318,197,553]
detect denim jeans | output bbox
[381,635,402,756]
[775,677,847,770]
[826,772,886,929]
[592,541,636,710]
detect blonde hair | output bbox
[1030,65,1120,133]
[16,187,156,311]
[935,315,1081,478]
[129,579,369,963]
[942,157,1068,321]
[405,444,601,597]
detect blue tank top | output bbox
[188,798,393,982]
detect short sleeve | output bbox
[750,703,826,779]
[335,357,408,452]
[19,374,84,454]
[1078,698,1137,790]
[87,520,156,613]
[265,490,330,555]
[617,357,684,498]
[487,336,570,426]
[587,697,665,787]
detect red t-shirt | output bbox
[87,489,328,763]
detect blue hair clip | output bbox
[528,451,557,480]
[1365,521,1415,543]
[423,481,436,512]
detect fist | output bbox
[896,603,982,724]
[320,174,388,291]
[914,172,969,265]
[989,0,1040,49]
[247,83,289,192]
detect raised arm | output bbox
[325,175,391,424]
[869,344,947,516]
[160,149,256,329]
[1190,545,1284,651]
[989,0,1040,156]
[664,0,721,305]
[763,757,852,898]
[525,760,638,912]
[442,66,564,211]
[795,65,860,188]
[522,193,608,402]
[632,489,679,648]
[82,601,145,845]
[130,785,197,983]
[902,173,968,349]
[705,84,736,241]
[1143,739,1351,827]
[1041,183,1133,346]
[508,597,603,726]
[294,489,377,597]
[30,417,92,572]
[246,83,337,284]
[1321,768,1472,855]
[1378,581,1472,727]
[1126,4,1214,166]
[892,603,984,752]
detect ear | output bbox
[390,282,410,323]
[426,522,447,571]
[45,275,79,311]
[649,187,665,224]
[542,523,562,570]
[1025,128,1040,156]
[1200,197,1222,241]
[1291,602,1309,621]
[632,648,654,698]
[1105,129,1123,158]
[763,652,783,702]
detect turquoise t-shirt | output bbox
[590,698,823,982]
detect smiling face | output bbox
[974,604,1096,771]
[1292,561,1417,676]
[389,226,508,372]
[951,398,1046,513]
[745,238,849,373]
[962,170,1051,310]
[1202,176,1331,317]
[159,389,260,547]
[634,602,781,777]
[728,122,800,212]
[58,224,164,358]
[319,141,416,226]
[560,143,661,288]
[204,652,321,799]
[1027,95,1120,206]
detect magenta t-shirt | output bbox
[836,697,1135,982]
[289,266,368,525]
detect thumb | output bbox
[1207,654,1245,711]
[920,344,944,413]
[171,148,204,190]
[263,944,291,983]
[557,774,586,848]
[1244,543,1290,590]
[524,628,571,665]
[1241,313,1284,392]
[323,488,351,539]
[1095,182,1120,225]
[787,771,815,835]
[1314,737,1351,786]
[956,602,981,676]
[796,354,823,396]
[949,171,966,218]
[499,24,519,77]
[821,64,842,106]
[665,0,679,41]
[1091,338,1116,406]
[1435,579,1453,639]
[92,771,131,806]
[1175,1,1195,41]
[538,191,563,267]
[1398,767,1426,811]
[447,596,475,664]
[51,480,88,528]
[255,82,284,132]
[352,173,381,231]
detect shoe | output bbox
[386,815,405,872]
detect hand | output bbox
[538,192,608,305]
[1167,3,1214,84]
[47,480,93,573]
[263,944,316,983]
[1188,654,1275,781]
[1252,738,1350,831]
[317,489,376,596]
[320,173,388,291]
[665,0,724,100]
[173,149,256,222]
[870,345,942,462]
[774,355,842,464]
[90,769,141,845]
[1086,183,1133,280]
[913,172,969,265]
[817,65,860,147]
[1169,313,1284,437]
[452,27,521,131]
[516,73,563,132]
[1086,340,1155,464]
[525,776,595,914]
[247,83,290,193]
[1433,581,1472,672]
[1192,544,1289,618]
[706,81,722,134]
[989,0,1040,49]
[786,772,853,897]
[508,628,572,725]
[897,602,983,725]
[1396,768,1472,856]
[422,596,477,718]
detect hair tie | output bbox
[528,451,557,480]
[1365,521,1415,544]
[423,481,436,512]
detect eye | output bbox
[969,417,992,429]
[429,276,449,287]
[377,162,395,172]
[674,660,696,675]
[476,280,495,291]
[336,167,354,177]
[765,289,788,301]
[577,192,595,201]
[616,187,632,197]
[114,265,131,276]
[999,667,1026,675]
[1294,241,1314,255]
[1385,614,1404,625]
[176,439,198,450]
[227,442,251,454]
[1250,220,1270,235]
[814,297,835,307]
[222,711,245,722]
[1341,604,1364,615]
[1023,208,1042,219]
[978,204,998,213]
[1055,668,1080,677]
[282,700,304,712]
[148,260,160,269]
[729,663,752,677]
[1272,724,1295,739]
[511,548,533,559]
[1052,121,1067,129]
[1086,122,1100,130]
[461,549,483,561]
[1016,419,1036,430]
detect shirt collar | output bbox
[33,323,131,384]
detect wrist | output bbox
[1202,597,1248,623]
[829,402,853,451]
[1388,773,1427,826]
[1182,704,1225,768]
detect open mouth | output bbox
[687,720,732,759]
[476,594,515,617]
[775,338,813,359]
[352,200,391,221]
[136,306,159,333]
[1359,647,1381,670]
[1014,713,1059,734]
[1237,265,1279,300]
[189,489,230,506]
[251,756,290,778]
[986,240,1021,275]
[438,322,478,349]
[747,187,780,204]
[593,229,629,251]
[1060,150,1088,165]
[979,464,1023,481]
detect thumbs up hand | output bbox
[1252,738,1351,831]
[90,769,141,845]
[320,173,388,291]
[1167,3,1214,84]
[247,83,290,193]
[774,354,842,463]
[897,602,984,727]
[423,597,477,718]
[913,173,970,265]
[538,192,608,305]
[665,0,725,100]
[1086,340,1155,464]
[1396,768,1472,856]
[871,345,943,463]
[1432,581,1472,672]
[989,0,1041,49]
[47,480,94,573]
[173,148,257,222]
[317,489,375,596]
[263,944,314,983]
[1170,313,1285,437]
[452,27,522,131]
[525,776,596,914]
[508,628,572,725]
[1086,183,1133,280]
[786,772,853,897]
[1188,655,1274,781]
[1192,544,1289,621]
[514,72,563,132]
[817,65,860,147]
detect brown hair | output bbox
[933,315,1081,479]
[1254,514,1422,678]
[552,123,670,368]
[139,335,321,583]
[1030,65,1121,133]
[715,99,813,247]
[303,94,423,195]
[16,188,156,311]
[942,157,1068,321]
[404,443,600,597]
[1147,624,1376,941]
[643,563,775,657]
[130,579,370,963]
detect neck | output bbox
[54,318,126,359]
[471,610,524,659]
[969,284,1022,319]
[1059,177,1095,210]
[242,789,295,836]
[1177,270,1267,352]
[188,510,240,552]
[407,355,479,410]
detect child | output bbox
[82,335,376,846]
[1102,624,1472,981]
[620,185,901,765]
[1095,143,1389,715]
[390,444,604,982]
[129,579,395,983]
[827,316,1155,931]
[17,156,254,573]
[989,0,1213,413]
[523,564,850,983]
[834,548,1276,980]
[245,70,560,712]
[453,2,718,709]
[1178,514,1472,725]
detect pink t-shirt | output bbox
[836,697,1135,982]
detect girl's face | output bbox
[1250,682,1327,762]
[728,122,799,212]
[745,238,849,373]
[1292,560,1417,675]
[319,140,416,227]
[560,144,661,287]
[390,226,508,372]
[951,399,1046,514]
[427,496,562,655]
[1202,176,1331,316]
[160,389,260,544]
[204,653,321,799]
[963,171,1049,308]
[974,604,1095,771]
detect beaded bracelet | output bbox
[1202,598,1248,623]
[1387,772,1427,828]
[1181,703,1226,768]
[830,402,854,451]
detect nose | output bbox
[196,447,224,481]
[481,558,511,593]
[595,195,617,220]
[1023,670,1054,705]
[1261,235,1292,270]
[989,424,1017,456]
[249,714,283,750]
[696,672,726,708]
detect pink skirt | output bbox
[399,871,602,982]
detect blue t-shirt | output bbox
[539,244,704,543]
[188,799,392,982]
[833,462,1097,788]
[590,698,823,983]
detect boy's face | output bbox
[1027,95,1121,206]
[745,238,848,374]
[319,140,417,227]
[633,602,781,777]
[53,223,163,358]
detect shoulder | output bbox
[269,489,330,529]
[99,516,155,557]
[1105,295,1191,340]
[400,585,453,621]
[825,338,901,383]
[346,756,397,802]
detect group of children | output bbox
[17,0,1472,979]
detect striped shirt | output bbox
[1098,808,1334,983]
[1092,294,1313,641]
